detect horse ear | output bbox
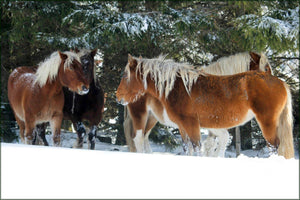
[249,52,260,63]
[128,54,133,61]
[58,51,68,61]
[74,48,80,53]
[91,49,98,57]
[128,54,137,70]
[128,54,134,64]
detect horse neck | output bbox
[43,77,63,96]
[42,67,64,96]
[144,76,166,101]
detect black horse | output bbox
[34,49,105,149]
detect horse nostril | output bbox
[78,85,89,95]
[82,85,88,91]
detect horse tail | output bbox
[277,83,294,159]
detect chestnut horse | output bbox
[34,49,105,149]
[8,51,90,146]
[117,55,294,159]
[123,52,272,156]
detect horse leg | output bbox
[130,110,148,153]
[73,121,86,148]
[36,123,49,146]
[50,115,63,147]
[179,118,201,156]
[143,113,157,153]
[88,125,97,150]
[24,120,35,145]
[180,129,194,156]
[124,107,137,152]
[32,125,41,145]
[202,132,217,157]
[133,129,145,153]
[15,116,25,143]
[207,129,229,157]
[32,127,39,145]
[255,117,279,154]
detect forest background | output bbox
[1,0,299,151]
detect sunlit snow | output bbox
[1,133,299,199]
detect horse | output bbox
[8,51,90,146]
[123,52,273,156]
[34,49,105,150]
[117,55,294,159]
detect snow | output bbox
[1,131,299,199]
[235,6,299,48]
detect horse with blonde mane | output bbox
[123,52,273,156]
[34,49,105,149]
[8,51,90,146]
[117,54,294,159]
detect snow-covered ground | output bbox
[1,131,299,199]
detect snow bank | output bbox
[1,143,298,199]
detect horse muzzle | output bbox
[77,85,89,95]
[116,98,128,106]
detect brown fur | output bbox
[117,55,294,159]
[8,51,89,146]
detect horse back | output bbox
[8,67,37,113]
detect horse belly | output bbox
[162,109,178,128]
[199,108,254,129]
[147,106,178,128]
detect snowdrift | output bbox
[1,143,299,199]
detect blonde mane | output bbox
[129,52,272,99]
[201,52,272,75]
[35,51,81,87]
[259,52,273,74]
[131,55,204,98]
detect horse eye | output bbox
[69,66,74,71]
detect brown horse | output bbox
[33,49,105,149]
[123,52,272,156]
[117,55,294,159]
[8,51,89,146]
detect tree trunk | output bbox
[115,104,126,145]
[235,126,241,157]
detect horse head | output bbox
[249,52,273,74]
[116,54,145,105]
[58,51,90,95]
[72,48,98,85]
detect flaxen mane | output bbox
[259,53,273,74]
[130,52,272,99]
[35,51,81,87]
[131,55,204,98]
[201,52,272,75]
